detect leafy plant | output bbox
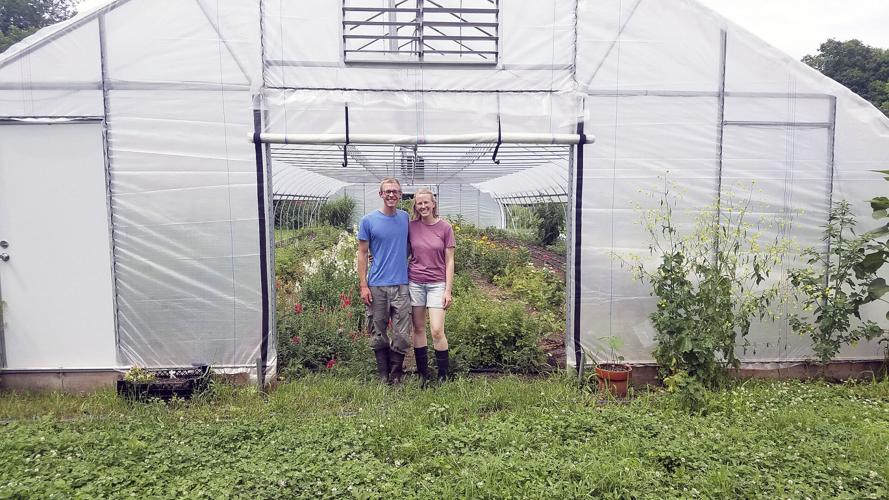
[533,202,566,246]
[788,200,883,364]
[626,180,787,388]
[600,335,625,365]
[317,196,356,229]
[446,288,552,373]
[123,366,155,383]
[494,263,564,312]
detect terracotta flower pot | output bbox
[594,363,632,398]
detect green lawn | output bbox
[1,375,887,498]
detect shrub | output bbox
[318,196,356,230]
[788,200,883,364]
[274,226,348,286]
[494,263,564,313]
[275,229,366,375]
[453,223,530,281]
[446,289,551,373]
[626,181,788,389]
[533,203,565,246]
[277,304,368,376]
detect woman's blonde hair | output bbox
[411,188,438,221]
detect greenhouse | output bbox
[0,0,888,387]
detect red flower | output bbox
[294,303,303,314]
[275,280,282,290]
[291,335,301,345]
[340,293,351,309]
[325,359,337,369]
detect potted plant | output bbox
[594,336,632,398]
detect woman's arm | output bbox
[443,247,455,309]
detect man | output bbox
[357,178,411,384]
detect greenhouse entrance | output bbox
[258,131,590,376]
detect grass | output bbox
[1,375,888,498]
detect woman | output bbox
[408,188,455,384]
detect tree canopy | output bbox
[803,39,889,118]
[0,0,78,53]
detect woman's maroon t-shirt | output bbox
[408,219,456,283]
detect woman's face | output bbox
[415,194,435,218]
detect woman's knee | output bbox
[430,326,446,342]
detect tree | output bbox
[0,0,78,53]
[803,39,889,117]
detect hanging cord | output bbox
[342,105,350,168]
[492,114,502,164]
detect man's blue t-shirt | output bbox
[358,209,409,286]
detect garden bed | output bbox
[1,376,887,497]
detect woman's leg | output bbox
[412,305,430,382]
[428,308,448,351]
[428,308,450,381]
[411,306,428,348]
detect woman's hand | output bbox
[442,290,452,310]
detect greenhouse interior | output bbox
[0,0,888,388]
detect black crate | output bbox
[117,364,211,401]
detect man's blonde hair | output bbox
[379,177,402,193]
[411,188,438,221]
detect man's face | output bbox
[379,182,402,208]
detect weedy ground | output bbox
[1,375,887,498]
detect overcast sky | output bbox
[696,0,889,58]
[77,0,889,60]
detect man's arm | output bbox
[358,239,372,305]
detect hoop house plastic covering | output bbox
[0,0,886,374]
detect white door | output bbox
[0,123,117,369]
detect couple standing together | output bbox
[357,177,455,385]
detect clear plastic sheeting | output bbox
[0,0,887,374]
[571,0,889,365]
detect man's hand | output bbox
[360,285,373,306]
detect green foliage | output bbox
[0,0,77,52]
[123,366,154,383]
[446,287,552,373]
[317,196,356,230]
[533,202,566,246]
[1,378,888,498]
[453,222,530,281]
[627,181,787,388]
[277,304,368,376]
[494,263,564,312]
[273,226,343,285]
[789,201,883,364]
[274,228,365,375]
[274,197,356,232]
[396,198,413,213]
[803,39,889,117]
[504,205,540,240]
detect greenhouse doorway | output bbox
[258,131,587,375]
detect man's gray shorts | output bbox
[367,285,411,355]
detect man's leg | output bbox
[387,285,412,384]
[369,286,392,382]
